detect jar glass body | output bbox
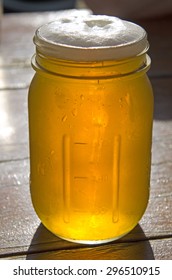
[28,55,153,244]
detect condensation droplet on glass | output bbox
[62,115,67,122]
[80,94,84,101]
[37,163,45,176]
[72,108,78,117]
[119,97,123,108]
[125,93,130,106]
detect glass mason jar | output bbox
[28,15,153,244]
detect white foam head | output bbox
[34,15,148,61]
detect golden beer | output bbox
[28,15,153,244]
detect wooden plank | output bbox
[0,143,28,163]
[0,89,28,148]
[0,184,81,256]
[0,66,33,90]
[151,238,172,260]
[0,160,29,188]
[2,238,172,260]
[25,237,172,260]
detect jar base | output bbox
[56,232,128,245]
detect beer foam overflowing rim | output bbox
[34,15,149,61]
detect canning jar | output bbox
[28,15,153,244]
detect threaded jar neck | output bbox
[32,50,150,79]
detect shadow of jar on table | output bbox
[26,223,154,260]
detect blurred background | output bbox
[3,0,90,13]
[2,0,172,19]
